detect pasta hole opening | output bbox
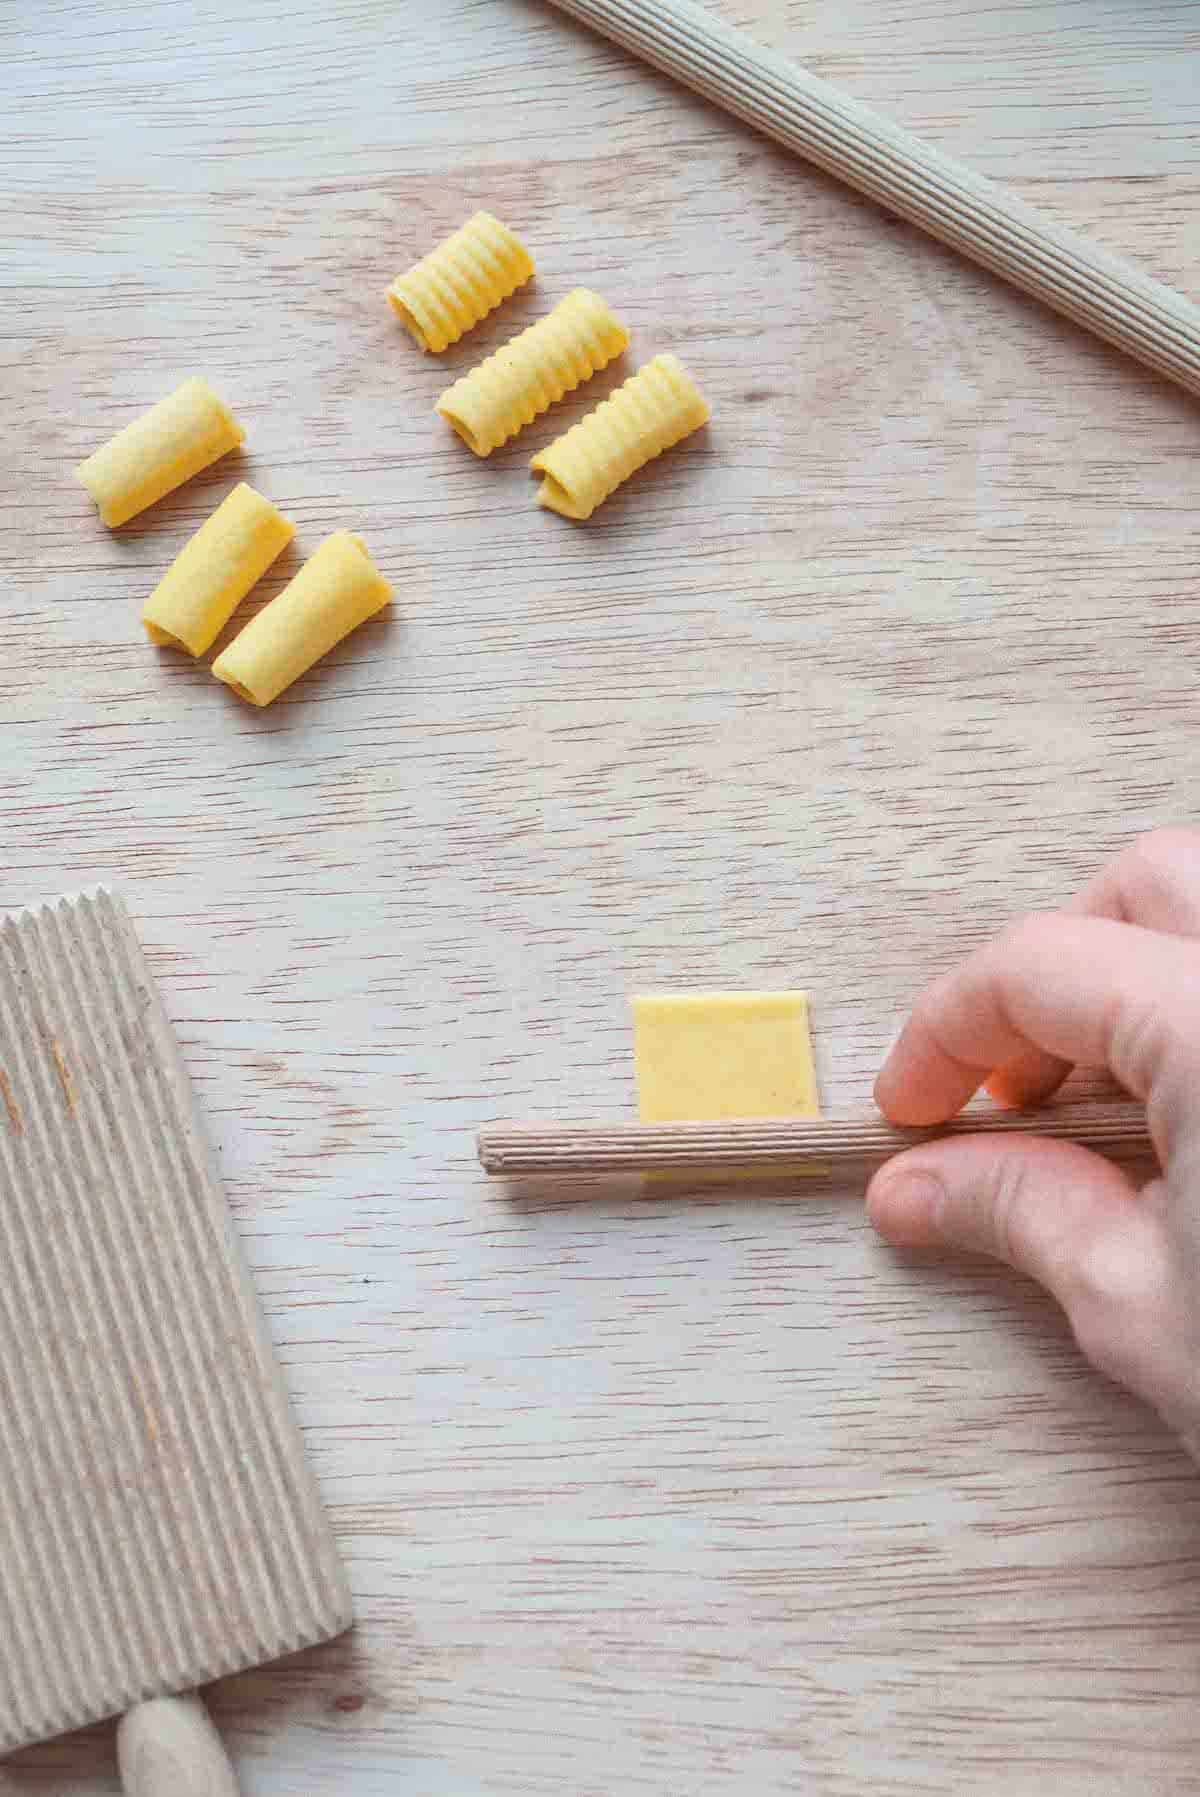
[439,407,482,454]
[387,292,430,350]
[145,622,188,652]
[225,679,259,704]
[537,472,581,517]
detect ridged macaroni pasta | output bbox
[435,289,628,456]
[388,211,534,353]
[530,354,709,519]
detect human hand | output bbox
[866,829,1200,1463]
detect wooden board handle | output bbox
[478,1100,1152,1179]
[118,1694,240,1797]
[545,0,1200,399]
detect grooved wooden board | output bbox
[0,891,351,1754]
[5,1,1200,1793]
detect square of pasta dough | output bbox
[632,992,820,1122]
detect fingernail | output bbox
[869,1169,945,1245]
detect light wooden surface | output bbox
[4,1,1200,1792]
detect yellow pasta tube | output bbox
[387,210,534,353]
[142,483,295,657]
[530,354,709,520]
[75,378,245,528]
[435,289,629,456]
[212,531,392,707]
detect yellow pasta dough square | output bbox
[632,992,819,1122]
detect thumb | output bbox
[866,1135,1145,1318]
[867,1137,1196,1445]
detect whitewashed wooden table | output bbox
[5,2,1200,1792]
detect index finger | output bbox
[989,828,1200,1107]
[875,913,1200,1159]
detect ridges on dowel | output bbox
[436,289,629,456]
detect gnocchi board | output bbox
[7,0,1200,1793]
[0,889,351,1754]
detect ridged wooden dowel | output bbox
[545,0,1200,400]
[478,1101,1152,1179]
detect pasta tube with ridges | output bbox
[143,483,295,656]
[531,353,709,519]
[387,211,534,353]
[212,530,392,707]
[75,378,245,528]
[436,289,629,456]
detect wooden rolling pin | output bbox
[544,0,1200,400]
[478,1100,1152,1179]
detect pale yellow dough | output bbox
[632,992,820,1122]
[75,378,245,528]
[211,530,392,707]
[143,483,295,656]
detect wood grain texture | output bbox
[3,0,1200,1792]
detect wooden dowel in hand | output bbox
[545,0,1200,400]
[477,1101,1152,1180]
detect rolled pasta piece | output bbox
[212,530,392,707]
[435,289,629,456]
[530,354,709,520]
[143,483,295,656]
[75,378,245,528]
[387,211,534,353]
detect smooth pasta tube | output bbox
[212,531,392,707]
[387,211,534,353]
[435,289,629,456]
[530,354,709,520]
[143,483,295,656]
[75,378,245,528]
